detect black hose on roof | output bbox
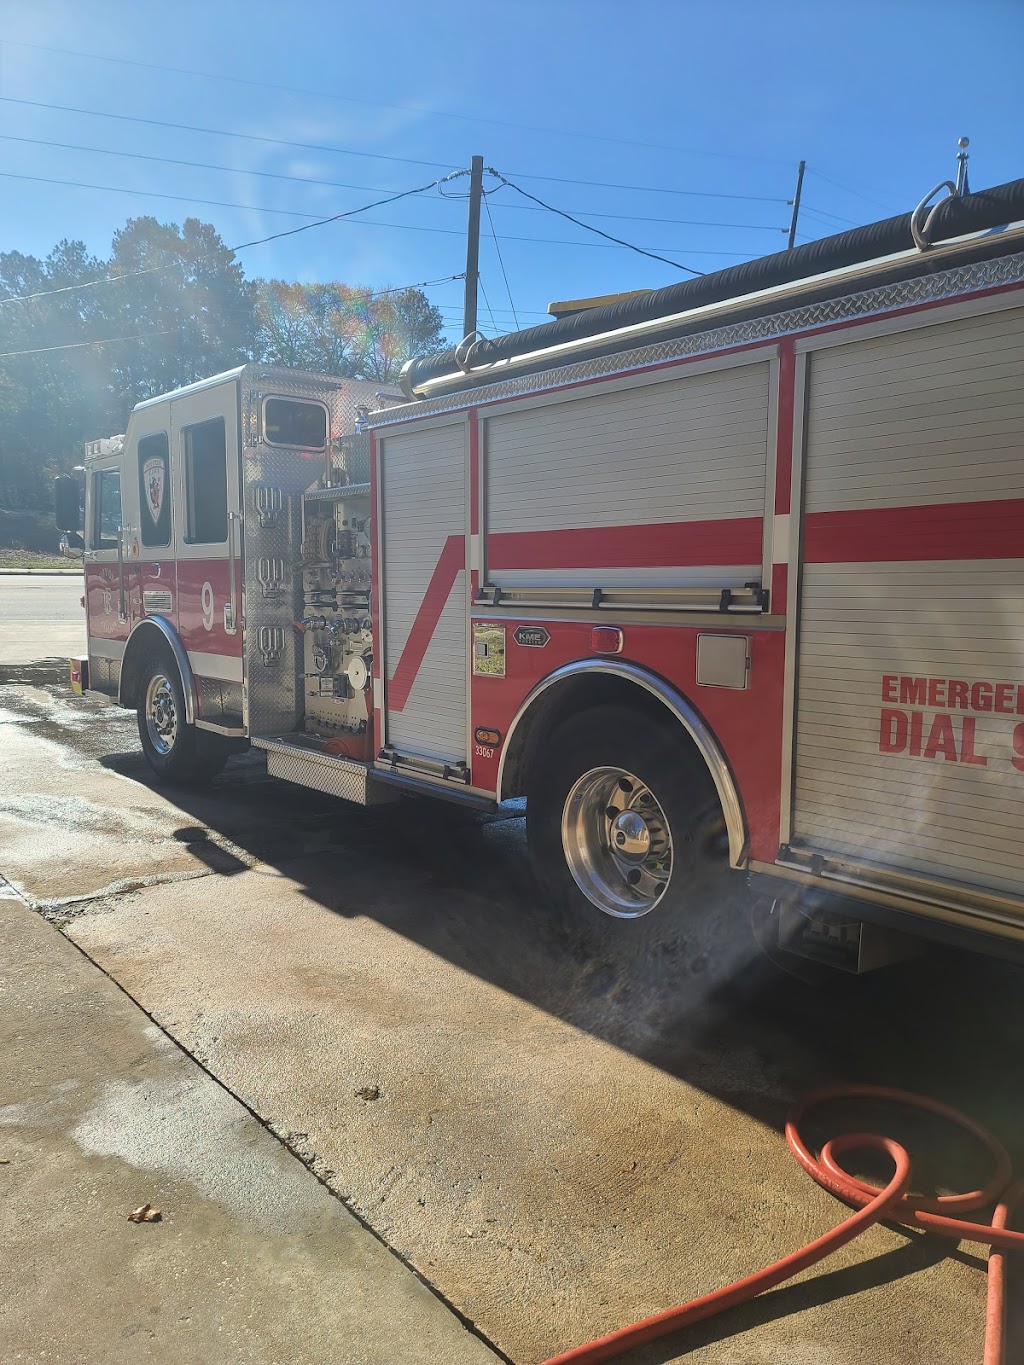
[402,177,1024,395]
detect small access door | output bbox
[169,381,244,699]
[377,418,469,776]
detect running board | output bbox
[252,735,397,805]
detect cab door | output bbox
[83,456,132,690]
[169,382,243,691]
[128,401,174,629]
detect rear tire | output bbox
[136,652,228,785]
[526,704,741,980]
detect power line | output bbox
[0,168,368,223]
[0,176,466,304]
[2,279,470,359]
[484,196,520,331]
[5,38,794,167]
[0,95,459,173]
[0,134,788,233]
[800,203,860,229]
[0,330,173,360]
[485,169,703,276]
[0,96,789,209]
[498,169,787,204]
[478,276,499,334]
[0,133,420,201]
[806,167,893,213]
[373,274,466,296]
[0,167,763,282]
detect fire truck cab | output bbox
[59,175,1024,970]
[62,366,394,782]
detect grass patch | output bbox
[0,548,72,569]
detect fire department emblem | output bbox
[143,456,165,526]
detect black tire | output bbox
[136,650,229,785]
[525,704,745,984]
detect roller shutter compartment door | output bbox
[792,305,1024,900]
[380,422,467,764]
[484,361,771,589]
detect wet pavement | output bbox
[2,662,1024,1363]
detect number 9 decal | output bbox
[201,581,215,632]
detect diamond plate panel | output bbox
[258,738,394,804]
[197,676,242,720]
[240,368,398,737]
[88,655,121,694]
[370,250,1024,425]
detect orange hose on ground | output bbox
[540,1085,1024,1365]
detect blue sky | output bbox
[1,0,1022,343]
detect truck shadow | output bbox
[100,746,1024,1139]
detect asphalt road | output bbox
[2,640,1024,1361]
[0,572,84,664]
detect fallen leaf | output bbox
[127,1203,162,1223]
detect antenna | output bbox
[955,136,970,196]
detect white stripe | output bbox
[772,513,790,563]
[189,651,243,683]
[89,637,125,660]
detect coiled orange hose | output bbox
[540,1085,1024,1365]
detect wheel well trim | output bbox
[497,659,748,869]
[118,617,197,726]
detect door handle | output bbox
[116,525,129,623]
[225,510,239,635]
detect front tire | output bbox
[136,653,228,784]
[526,704,739,977]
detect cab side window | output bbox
[138,432,171,548]
[183,417,227,544]
[92,469,122,551]
[264,397,328,449]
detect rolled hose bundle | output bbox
[540,1085,1024,1365]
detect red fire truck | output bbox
[57,174,1024,969]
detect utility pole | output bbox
[463,155,484,338]
[787,160,806,250]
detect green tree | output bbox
[0,217,258,505]
[255,280,445,383]
[103,217,258,402]
[0,241,113,504]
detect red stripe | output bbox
[804,499,1024,564]
[488,517,763,571]
[387,535,464,711]
[774,340,795,516]
[370,431,381,749]
[771,561,788,611]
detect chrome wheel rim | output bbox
[145,673,178,756]
[560,766,673,918]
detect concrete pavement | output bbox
[0,894,500,1365]
[0,573,85,665]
